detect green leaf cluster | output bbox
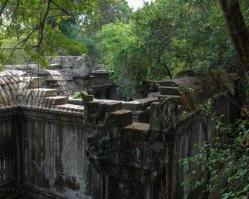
[181,118,249,199]
[0,0,100,64]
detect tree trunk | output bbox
[219,0,249,72]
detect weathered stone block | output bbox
[157,95,182,105]
[57,103,84,113]
[46,96,68,105]
[159,86,181,95]
[150,102,161,131]
[25,77,43,89]
[149,99,178,131]
[122,98,157,111]
[108,110,132,127]
[29,88,58,97]
[132,110,149,123]
[48,55,91,77]
[157,80,179,87]
[84,101,122,124]
[50,63,62,69]
[99,101,122,112]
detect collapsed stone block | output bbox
[108,110,133,127]
[84,101,122,125]
[48,55,91,77]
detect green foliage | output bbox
[0,38,30,64]
[98,21,144,98]
[1,0,248,97]
[83,0,132,34]
[44,27,88,56]
[0,0,132,69]
[98,0,249,98]
[58,18,101,62]
[181,118,249,199]
[51,91,59,96]
[0,0,99,64]
[73,91,81,99]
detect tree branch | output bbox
[37,0,52,47]
[219,0,249,72]
[12,0,21,20]
[51,0,70,16]
[0,0,9,16]
[9,26,40,58]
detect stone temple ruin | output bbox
[0,55,240,199]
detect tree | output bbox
[98,21,145,98]
[83,0,131,34]
[53,0,131,63]
[219,0,249,72]
[0,0,99,64]
[98,0,243,98]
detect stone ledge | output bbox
[108,110,133,127]
[57,104,84,113]
[20,106,84,118]
[122,98,157,111]
[159,86,181,95]
[156,80,179,87]
[124,122,150,132]
[29,88,58,97]
[45,96,68,105]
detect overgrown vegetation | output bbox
[181,117,249,199]
[97,0,249,98]
[0,0,131,66]
[1,1,248,94]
